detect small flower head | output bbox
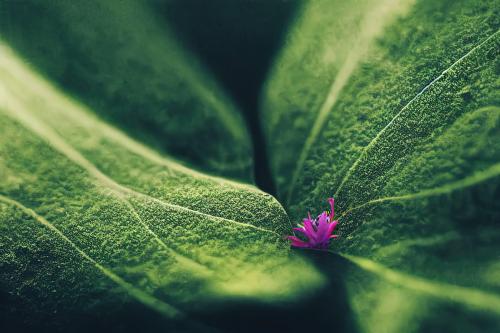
[287,197,339,250]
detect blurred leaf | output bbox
[0,43,324,332]
[262,0,500,331]
[0,0,252,179]
[149,0,301,193]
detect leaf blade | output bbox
[262,0,500,331]
[0,0,252,179]
[0,42,324,331]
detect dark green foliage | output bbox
[262,0,500,331]
[152,0,301,193]
[0,0,252,179]
[1,0,499,331]
[0,45,323,331]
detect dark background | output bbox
[156,0,302,195]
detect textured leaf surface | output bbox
[0,44,324,332]
[262,0,500,331]
[0,0,252,179]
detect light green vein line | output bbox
[285,0,415,205]
[119,197,213,275]
[0,40,258,193]
[339,253,500,315]
[285,43,365,205]
[0,194,182,319]
[339,162,500,218]
[0,40,286,235]
[0,89,219,273]
[334,29,500,198]
[0,87,279,237]
[131,193,281,237]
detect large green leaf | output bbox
[0,43,324,332]
[262,0,500,331]
[0,0,252,179]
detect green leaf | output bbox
[0,43,324,331]
[262,0,500,331]
[0,0,252,179]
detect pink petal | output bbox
[303,219,317,240]
[328,198,335,220]
[293,227,306,234]
[326,220,338,237]
[289,197,341,250]
[302,217,313,224]
[316,212,329,241]
[287,236,311,248]
[293,227,316,241]
[298,227,316,241]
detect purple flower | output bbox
[287,198,339,250]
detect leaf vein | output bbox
[334,29,500,198]
[0,41,258,192]
[0,93,279,237]
[339,252,500,315]
[0,194,182,318]
[119,197,214,275]
[339,162,500,219]
[285,0,415,205]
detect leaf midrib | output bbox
[333,29,500,198]
[285,0,414,205]
[0,86,279,237]
[338,162,500,220]
[0,40,259,193]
